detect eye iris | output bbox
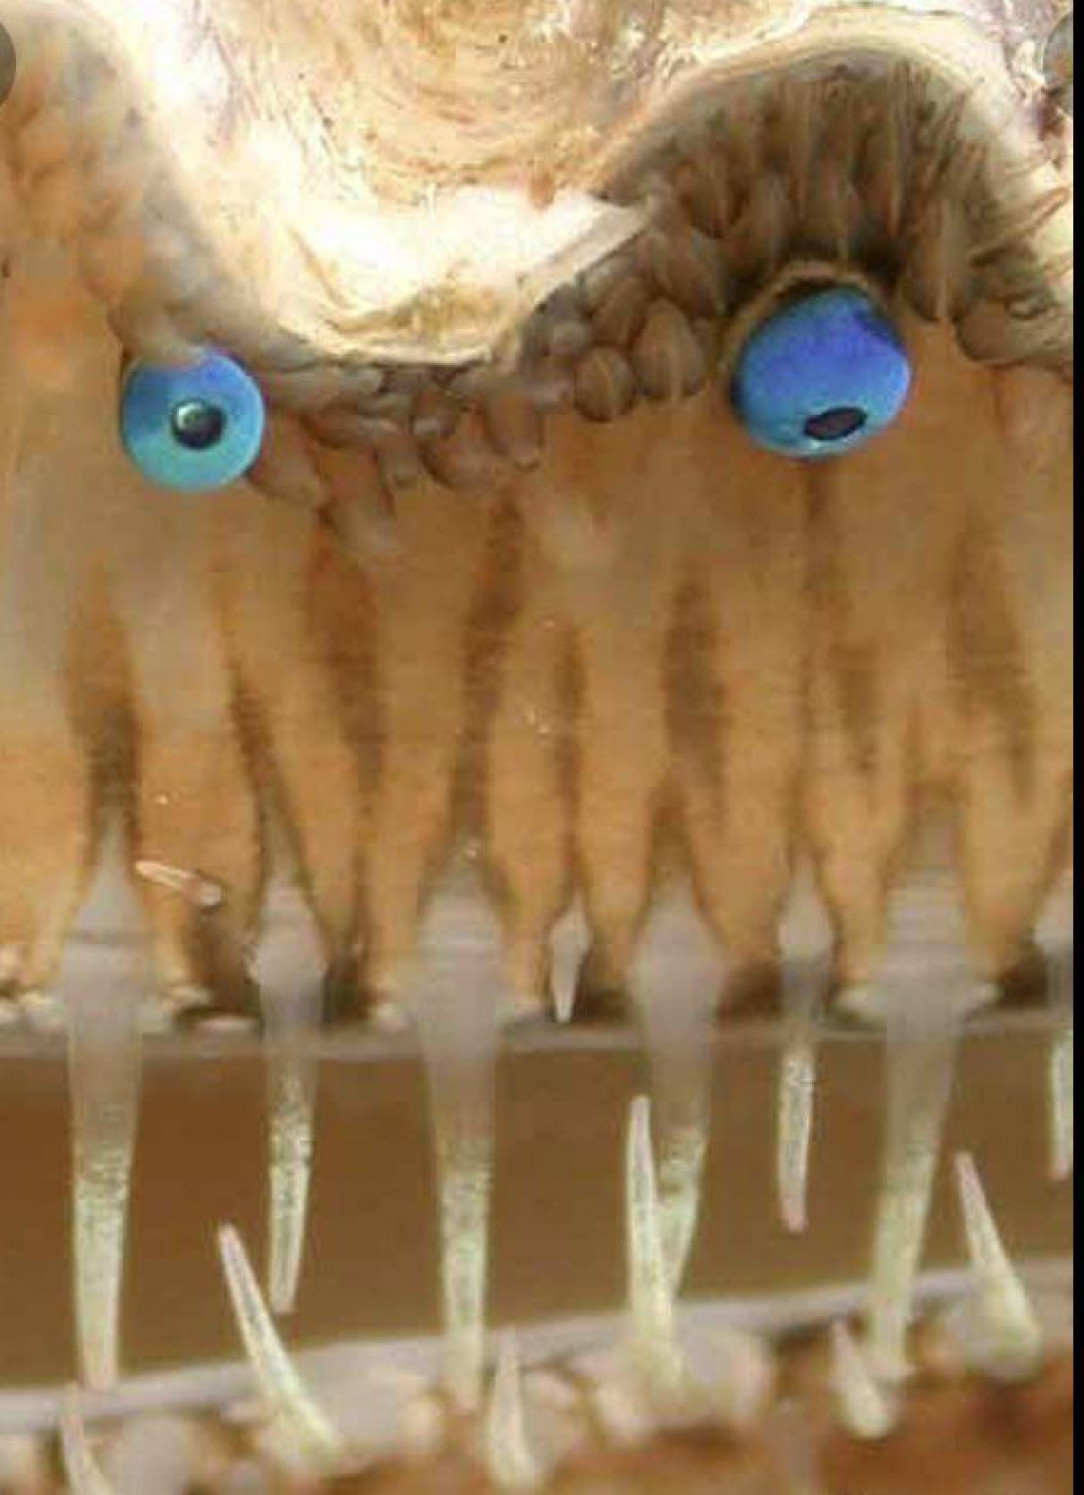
[120,350,265,493]
[803,406,867,443]
[171,400,226,451]
[731,286,911,459]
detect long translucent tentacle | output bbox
[63,833,146,1392]
[253,875,325,1315]
[953,1152,1044,1380]
[1038,878,1073,1183]
[830,1322,896,1438]
[625,1095,686,1397]
[485,1334,544,1490]
[776,876,832,1234]
[862,879,982,1381]
[630,899,720,1294]
[864,995,960,1380]
[58,1388,117,1495]
[411,887,502,1413]
[216,1224,344,1470]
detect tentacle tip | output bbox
[782,1204,809,1236]
[484,1332,546,1490]
[830,1321,898,1440]
[951,1151,1045,1381]
[59,1385,116,1495]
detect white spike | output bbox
[1044,943,1074,1185]
[864,996,960,1381]
[626,1096,685,1396]
[66,987,143,1392]
[410,883,502,1413]
[776,876,831,1234]
[552,982,576,1026]
[862,875,985,1382]
[1037,882,1073,1183]
[549,905,589,1025]
[433,1129,494,1415]
[1048,1019,1073,1182]
[253,876,325,1315]
[485,1334,544,1491]
[830,1323,896,1440]
[264,1026,320,1317]
[654,1122,709,1298]
[629,898,720,1293]
[777,1029,817,1235]
[953,1153,1044,1380]
[216,1225,344,1468]
[61,830,146,1391]
[58,1388,117,1495]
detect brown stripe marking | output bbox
[0,288,1072,1021]
[950,365,1074,978]
[115,494,260,1006]
[0,312,122,995]
[539,404,692,1011]
[803,313,979,985]
[358,477,499,1009]
[477,498,575,1014]
[670,390,808,994]
[220,491,363,969]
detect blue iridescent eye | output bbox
[731,286,911,459]
[120,351,265,492]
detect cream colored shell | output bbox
[3,0,1073,364]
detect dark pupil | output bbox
[171,400,226,451]
[803,406,867,443]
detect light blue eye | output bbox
[731,286,911,459]
[120,351,266,492]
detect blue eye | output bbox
[120,351,266,492]
[731,286,911,459]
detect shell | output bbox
[1,0,1073,371]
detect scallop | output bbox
[0,2,1073,1491]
